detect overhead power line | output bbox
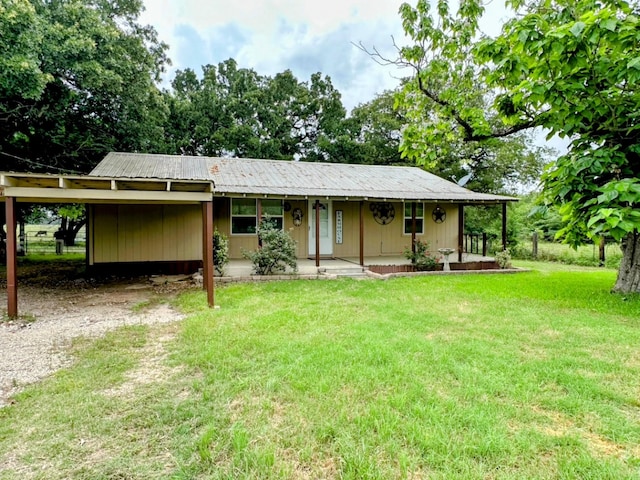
[0,151,82,174]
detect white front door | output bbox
[309,200,332,256]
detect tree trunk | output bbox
[613,231,640,293]
[60,217,86,246]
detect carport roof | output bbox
[91,152,517,204]
[0,171,213,203]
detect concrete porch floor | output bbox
[220,253,495,278]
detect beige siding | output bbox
[333,201,459,257]
[216,197,309,259]
[422,203,460,252]
[214,197,257,258]
[212,198,461,259]
[91,204,201,263]
[284,200,308,258]
[333,201,359,257]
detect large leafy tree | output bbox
[163,59,347,161]
[1,0,169,244]
[0,0,169,173]
[395,0,640,293]
[317,86,548,193]
[316,89,409,166]
[0,0,51,102]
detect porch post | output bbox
[411,202,417,254]
[359,201,364,266]
[257,198,262,248]
[502,202,508,251]
[202,200,214,307]
[458,204,464,263]
[5,197,18,318]
[315,200,320,267]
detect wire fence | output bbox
[17,226,86,256]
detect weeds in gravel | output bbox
[1,312,36,324]
[1,264,639,479]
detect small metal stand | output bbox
[438,248,456,271]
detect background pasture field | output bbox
[1,261,639,479]
[17,224,86,256]
[512,239,623,269]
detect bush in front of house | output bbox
[213,228,229,276]
[243,219,298,275]
[494,249,512,269]
[403,239,439,271]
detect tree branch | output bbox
[416,76,541,141]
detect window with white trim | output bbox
[261,199,284,230]
[231,198,257,235]
[404,202,424,235]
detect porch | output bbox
[219,253,497,279]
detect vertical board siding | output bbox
[333,201,359,257]
[93,205,119,263]
[423,203,459,252]
[337,202,460,257]
[190,198,461,260]
[284,200,308,258]
[92,204,202,263]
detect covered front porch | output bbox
[218,253,497,279]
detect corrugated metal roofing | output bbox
[91,152,516,203]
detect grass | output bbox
[2,265,640,478]
[511,240,623,269]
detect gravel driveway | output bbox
[0,279,188,407]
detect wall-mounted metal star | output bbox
[432,206,446,223]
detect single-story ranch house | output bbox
[1,152,516,316]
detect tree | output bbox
[1,0,169,245]
[323,89,409,166]
[350,69,550,192]
[0,0,51,102]
[163,60,348,161]
[394,0,640,293]
[0,0,169,173]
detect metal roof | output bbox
[90,152,517,203]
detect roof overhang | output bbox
[0,173,214,204]
[212,190,517,204]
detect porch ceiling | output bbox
[0,172,214,204]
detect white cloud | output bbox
[140,0,408,110]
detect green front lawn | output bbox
[1,265,639,479]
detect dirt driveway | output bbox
[0,275,193,407]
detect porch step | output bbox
[320,266,367,278]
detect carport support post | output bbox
[6,196,18,318]
[458,204,464,263]
[202,201,214,308]
[359,201,364,266]
[315,200,320,267]
[502,202,508,251]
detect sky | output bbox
[140,0,416,111]
[139,0,567,152]
[140,0,516,111]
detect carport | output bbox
[1,172,216,318]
